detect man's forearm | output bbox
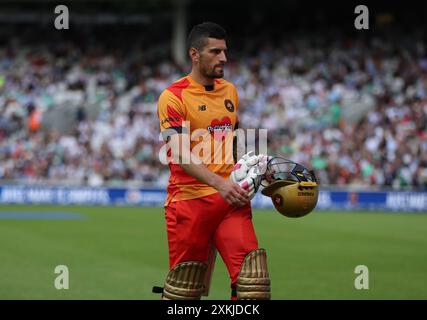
[169,134,225,190]
[180,163,224,190]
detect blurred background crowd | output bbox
[0,1,426,190]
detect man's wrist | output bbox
[209,174,225,191]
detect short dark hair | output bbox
[187,22,227,51]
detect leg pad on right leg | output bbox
[163,261,207,300]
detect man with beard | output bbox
[156,22,270,300]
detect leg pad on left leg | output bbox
[237,248,271,300]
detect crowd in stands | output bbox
[0,28,426,189]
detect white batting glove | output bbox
[230,151,259,183]
[230,151,271,200]
[255,154,270,175]
[236,166,259,199]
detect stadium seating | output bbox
[0,29,426,189]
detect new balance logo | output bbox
[198,105,207,111]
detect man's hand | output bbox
[216,178,249,207]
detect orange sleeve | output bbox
[157,90,187,141]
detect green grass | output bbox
[0,205,426,299]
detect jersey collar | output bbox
[187,75,221,92]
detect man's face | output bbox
[196,38,227,78]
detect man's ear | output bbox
[189,47,199,63]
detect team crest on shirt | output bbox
[224,99,234,112]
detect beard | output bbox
[202,64,224,78]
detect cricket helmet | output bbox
[261,157,318,218]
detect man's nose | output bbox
[219,51,227,63]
